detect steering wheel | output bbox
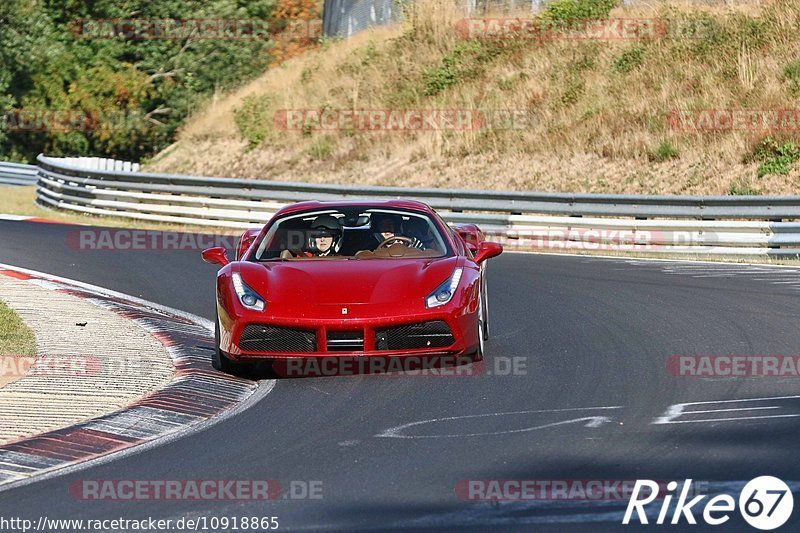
[377,236,414,249]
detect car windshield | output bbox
[252,208,452,261]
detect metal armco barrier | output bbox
[0,162,38,186]
[32,155,800,257]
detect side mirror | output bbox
[474,241,503,264]
[236,229,260,261]
[201,247,229,267]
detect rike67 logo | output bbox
[623,477,794,530]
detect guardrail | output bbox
[32,154,800,257]
[0,162,38,186]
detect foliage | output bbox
[0,0,322,162]
[234,95,272,149]
[648,141,679,162]
[612,46,647,74]
[783,58,800,95]
[540,0,618,21]
[746,137,800,177]
[422,40,503,97]
[728,181,760,195]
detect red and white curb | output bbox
[0,263,267,489]
[0,214,75,225]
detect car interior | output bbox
[254,209,450,261]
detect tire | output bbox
[473,292,485,362]
[481,264,490,341]
[213,315,246,375]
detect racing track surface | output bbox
[1,219,800,532]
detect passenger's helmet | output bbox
[309,214,343,253]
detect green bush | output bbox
[612,46,647,74]
[560,78,584,106]
[233,96,272,150]
[728,181,760,196]
[309,136,334,160]
[541,0,618,21]
[783,58,800,95]
[422,40,502,96]
[649,141,680,162]
[747,137,800,177]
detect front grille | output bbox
[326,330,364,352]
[240,325,316,353]
[375,321,455,351]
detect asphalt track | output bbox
[1,218,800,532]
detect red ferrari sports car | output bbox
[201,200,502,375]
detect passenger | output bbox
[304,214,343,257]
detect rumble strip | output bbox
[0,264,259,487]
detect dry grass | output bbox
[144,0,800,195]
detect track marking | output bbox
[653,395,800,425]
[376,406,621,439]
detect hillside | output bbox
[145,0,800,195]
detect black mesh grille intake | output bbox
[240,325,317,353]
[375,321,454,351]
[326,330,365,352]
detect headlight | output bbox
[425,267,463,308]
[232,272,266,312]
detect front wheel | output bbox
[473,293,485,362]
[213,316,246,375]
[481,269,489,342]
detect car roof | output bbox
[273,200,436,218]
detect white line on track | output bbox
[376,406,622,439]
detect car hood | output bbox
[237,257,460,306]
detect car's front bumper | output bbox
[219,308,480,361]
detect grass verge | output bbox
[0,298,36,388]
